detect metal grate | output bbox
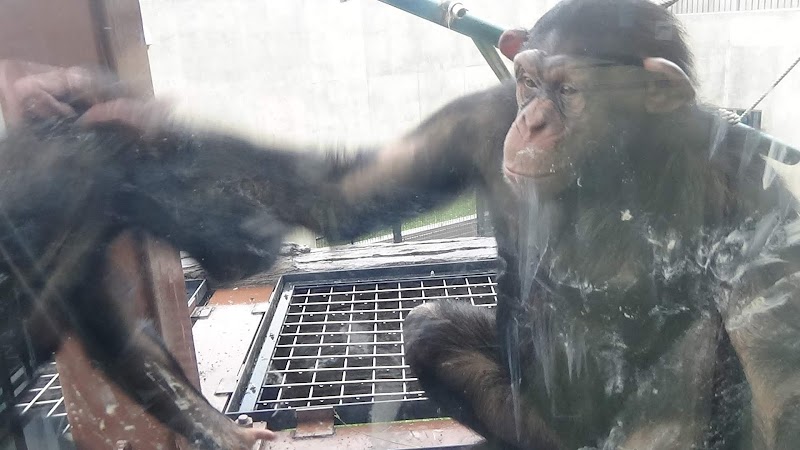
[14,362,67,424]
[226,261,499,429]
[0,278,210,447]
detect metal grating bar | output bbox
[10,361,72,440]
[4,277,207,440]
[225,261,499,429]
[14,363,67,420]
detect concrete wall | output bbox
[682,9,800,147]
[138,0,560,146]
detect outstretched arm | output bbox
[314,83,518,241]
[80,80,517,245]
[7,63,516,272]
[103,83,515,280]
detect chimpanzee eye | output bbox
[523,77,536,89]
[560,85,578,96]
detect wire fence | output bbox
[669,0,800,14]
[316,190,491,248]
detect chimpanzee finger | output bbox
[77,98,173,136]
[20,90,77,119]
[13,66,132,119]
[242,427,278,442]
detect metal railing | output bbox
[669,0,800,14]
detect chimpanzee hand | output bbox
[1,60,172,135]
[77,97,175,138]
[238,427,278,448]
[2,61,119,120]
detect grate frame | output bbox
[11,362,70,437]
[225,260,500,430]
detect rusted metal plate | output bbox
[215,376,239,396]
[0,0,102,68]
[251,302,270,314]
[140,234,201,387]
[209,285,274,306]
[262,418,483,450]
[56,336,181,450]
[56,231,194,449]
[191,305,215,319]
[294,407,335,439]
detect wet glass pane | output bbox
[0,0,798,449]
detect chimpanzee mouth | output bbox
[503,165,560,180]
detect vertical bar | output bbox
[140,235,201,386]
[466,277,476,306]
[311,294,329,405]
[399,284,409,399]
[472,39,512,81]
[346,286,357,404]
[392,223,403,243]
[371,290,378,403]
[56,232,183,450]
[475,189,487,237]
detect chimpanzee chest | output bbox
[515,252,725,445]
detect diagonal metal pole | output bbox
[376,0,507,46]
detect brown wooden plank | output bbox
[0,0,103,66]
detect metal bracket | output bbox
[251,302,270,314]
[441,0,468,28]
[215,376,239,395]
[293,407,335,439]
[190,305,214,319]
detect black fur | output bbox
[1,0,798,449]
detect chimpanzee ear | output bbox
[498,29,529,61]
[642,57,696,113]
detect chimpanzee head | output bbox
[497,0,697,196]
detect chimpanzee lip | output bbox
[503,165,559,179]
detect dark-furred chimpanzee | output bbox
[0,119,284,449]
[2,0,800,449]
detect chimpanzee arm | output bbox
[404,300,562,449]
[313,81,518,241]
[117,82,517,280]
[723,261,800,449]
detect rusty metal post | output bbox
[56,232,193,450]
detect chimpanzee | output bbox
[0,119,287,449]
[2,0,800,449]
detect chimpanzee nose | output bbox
[526,110,547,133]
[520,98,557,138]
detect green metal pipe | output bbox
[377,0,507,46]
